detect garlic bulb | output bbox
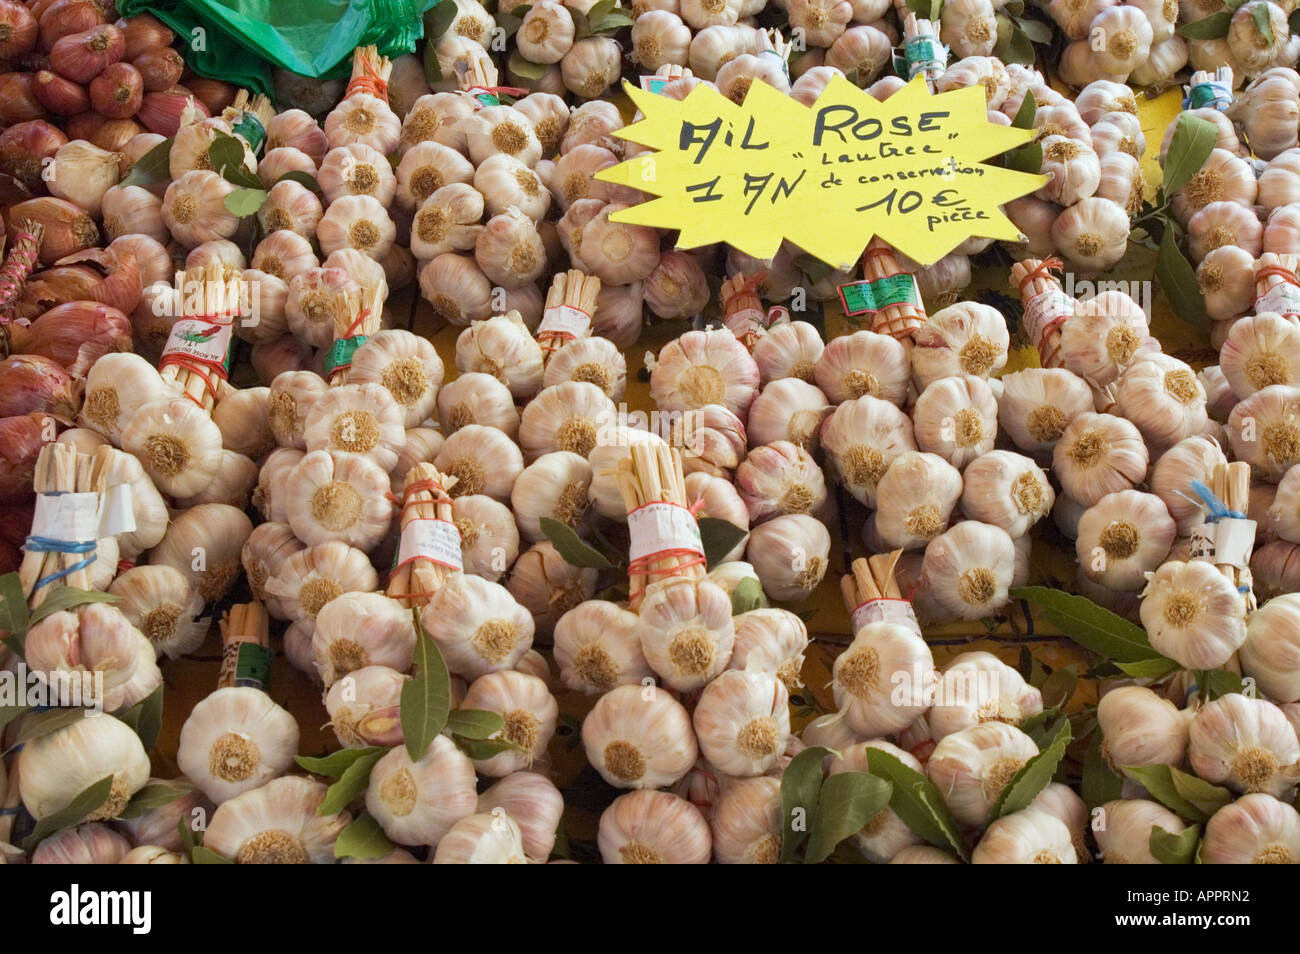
[891,846,962,864]
[693,670,790,778]
[149,504,252,604]
[437,372,519,438]
[162,169,239,247]
[519,2,577,64]
[1097,684,1188,774]
[366,734,478,848]
[821,395,916,507]
[478,772,565,863]
[455,313,545,400]
[1221,312,1300,399]
[1150,436,1229,535]
[435,424,525,502]
[212,387,276,460]
[1076,490,1176,591]
[912,374,999,469]
[926,722,1040,827]
[461,670,559,777]
[311,591,416,688]
[323,664,406,749]
[729,609,809,692]
[258,179,324,240]
[735,441,827,524]
[108,565,205,659]
[1052,412,1149,506]
[1202,792,1300,863]
[511,451,593,542]
[267,371,329,451]
[554,600,652,694]
[583,683,698,789]
[121,396,224,498]
[1114,354,1207,451]
[1140,559,1247,669]
[316,194,397,261]
[962,451,1055,537]
[1051,197,1130,270]
[814,329,910,406]
[206,775,348,863]
[303,383,406,473]
[872,452,962,551]
[751,320,824,386]
[922,521,1016,621]
[972,808,1077,864]
[997,368,1095,456]
[1095,798,1189,864]
[710,775,783,864]
[79,352,175,444]
[598,789,711,864]
[251,230,319,281]
[452,494,521,582]
[635,578,735,691]
[284,450,393,551]
[1228,385,1300,481]
[1190,694,1300,797]
[318,142,396,205]
[543,335,628,400]
[420,573,535,680]
[746,378,832,452]
[651,328,760,418]
[1242,593,1300,701]
[177,686,299,804]
[519,382,614,461]
[928,651,1043,741]
[23,603,158,714]
[432,812,528,864]
[32,825,132,865]
[475,154,551,222]
[266,540,377,630]
[19,714,149,822]
[832,622,934,738]
[910,302,1009,388]
[286,268,359,348]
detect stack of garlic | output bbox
[1049,0,1182,89]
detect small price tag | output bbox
[851,598,920,637]
[397,518,464,572]
[1255,282,1300,318]
[538,304,591,340]
[627,502,703,563]
[639,75,670,94]
[31,492,100,543]
[837,274,920,318]
[161,318,234,375]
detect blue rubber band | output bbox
[1189,480,1246,522]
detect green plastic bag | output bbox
[116,0,443,98]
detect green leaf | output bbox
[178,815,197,855]
[866,747,968,861]
[992,718,1072,819]
[402,612,451,761]
[510,4,533,16]
[318,747,387,816]
[1292,8,1300,35]
[1019,707,1064,749]
[277,170,323,196]
[1198,670,1245,701]
[1015,16,1053,44]
[995,22,1036,66]
[193,845,234,864]
[507,50,550,81]
[119,137,174,188]
[28,587,121,628]
[570,7,589,38]
[1162,114,1219,197]
[334,811,396,860]
[1082,730,1123,808]
[118,684,163,750]
[586,0,615,25]
[904,0,942,18]
[1003,142,1041,174]
[1156,221,1208,332]
[805,772,893,864]
[445,708,505,740]
[591,8,635,31]
[730,576,768,615]
[539,516,613,569]
[423,41,442,84]
[1177,10,1231,37]
[1122,764,1231,822]
[1251,2,1274,44]
[0,704,29,733]
[779,745,828,863]
[1011,89,1036,130]
[1039,665,1077,710]
[456,737,522,759]
[1150,824,1200,865]
[424,0,458,40]
[117,780,194,820]
[224,187,268,218]
[1115,656,1181,680]
[207,134,245,180]
[295,745,387,779]
[1010,587,1165,663]
[698,517,749,568]
[9,706,87,752]
[21,776,112,852]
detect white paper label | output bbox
[724,306,767,337]
[851,598,920,636]
[397,518,463,572]
[31,485,137,543]
[1215,517,1256,568]
[161,318,234,370]
[1256,282,1300,316]
[31,492,100,543]
[627,502,704,563]
[538,305,591,340]
[1189,523,1216,563]
[1021,289,1073,347]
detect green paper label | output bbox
[221,642,271,691]
[837,274,921,317]
[233,114,267,153]
[326,335,369,374]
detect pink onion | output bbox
[0,412,50,501]
[0,353,80,418]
